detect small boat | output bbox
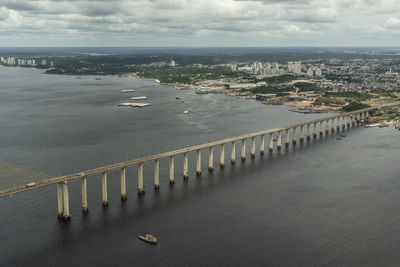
[184,110,190,114]
[138,234,158,244]
[195,89,208,94]
[339,134,346,137]
[176,96,184,100]
[121,89,134,93]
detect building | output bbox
[41,59,47,66]
[170,60,175,67]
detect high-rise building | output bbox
[170,60,175,67]
[315,69,322,76]
[306,68,314,77]
[41,59,47,65]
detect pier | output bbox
[0,103,398,220]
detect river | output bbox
[0,67,399,266]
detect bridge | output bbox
[0,103,398,220]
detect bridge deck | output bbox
[0,161,52,194]
[0,102,398,198]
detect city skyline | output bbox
[1,0,400,47]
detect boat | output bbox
[138,234,158,244]
[131,96,147,100]
[176,96,184,100]
[121,89,134,93]
[95,78,102,80]
[118,102,151,107]
[184,110,190,114]
[339,134,346,137]
[195,89,208,94]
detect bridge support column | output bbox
[292,127,297,145]
[196,150,201,175]
[346,116,351,129]
[81,177,88,213]
[285,129,290,147]
[361,112,364,120]
[268,133,274,152]
[241,139,246,161]
[313,123,317,138]
[260,135,265,155]
[319,121,324,136]
[231,142,236,165]
[342,116,346,130]
[183,153,189,180]
[325,120,330,135]
[277,131,282,150]
[138,163,145,195]
[306,124,311,141]
[102,172,108,206]
[62,181,71,220]
[299,126,304,143]
[251,137,256,158]
[351,115,356,127]
[220,144,225,168]
[331,118,335,133]
[208,147,214,172]
[336,117,341,131]
[57,182,63,219]
[154,160,160,190]
[121,167,127,200]
[169,156,175,184]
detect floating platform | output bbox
[118,102,151,107]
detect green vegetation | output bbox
[378,106,400,120]
[138,66,240,84]
[293,82,321,92]
[313,97,346,106]
[324,92,375,102]
[342,102,371,112]
[257,74,297,84]
[250,85,293,94]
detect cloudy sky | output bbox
[1,0,400,47]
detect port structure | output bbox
[0,103,398,220]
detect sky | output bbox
[1,0,400,47]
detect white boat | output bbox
[184,110,190,114]
[121,89,134,93]
[131,96,147,100]
[138,234,158,244]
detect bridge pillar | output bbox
[347,116,351,129]
[306,124,311,141]
[313,123,317,138]
[81,177,88,213]
[319,121,324,136]
[331,118,335,133]
[268,133,274,152]
[169,156,175,184]
[285,129,290,147]
[251,137,256,158]
[351,115,356,127]
[299,126,304,143]
[277,131,282,150]
[361,112,364,120]
[138,163,145,195]
[260,135,265,155]
[336,117,341,131]
[208,147,214,172]
[196,150,201,175]
[292,127,297,145]
[154,159,160,190]
[121,167,127,200]
[231,141,236,165]
[102,172,109,206]
[220,144,225,168]
[241,139,246,161]
[325,120,330,135]
[183,153,189,180]
[342,116,346,130]
[62,181,71,220]
[57,182,63,219]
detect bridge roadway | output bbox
[0,102,398,199]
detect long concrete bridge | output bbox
[0,103,398,220]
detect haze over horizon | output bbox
[1,0,400,47]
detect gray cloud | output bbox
[0,0,400,46]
